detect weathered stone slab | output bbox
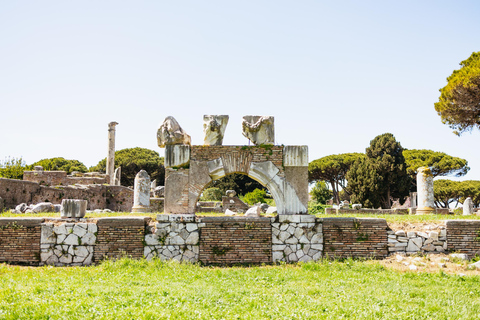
[157,116,191,147]
[283,146,308,167]
[61,199,87,218]
[165,145,190,168]
[203,115,229,146]
[241,115,274,145]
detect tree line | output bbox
[309,133,471,209]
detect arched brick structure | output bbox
[164,145,308,215]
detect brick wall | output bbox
[23,171,108,186]
[191,145,284,175]
[199,217,272,265]
[0,218,43,265]
[322,218,388,259]
[446,220,480,258]
[0,178,133,211]
[94,217,149,261]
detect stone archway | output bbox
[164,145,308,215]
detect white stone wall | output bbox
[40,222,97,266]
[144,216,204,262]
[271,215,323,262]
[388,227,447,254]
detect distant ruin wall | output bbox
[23,171,108,186]
[0,178,133,212]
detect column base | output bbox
[131,206,150,213]
[415,207,436,215]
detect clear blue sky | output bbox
[1,1,479,180]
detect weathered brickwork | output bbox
[199,217,272,265]
[0,178,133,211]
[94,217,149,261]
[446,220,480,258]
[191,145,284,175]
[23,171,108,186]
[322,218,388,259]
[0,218,43,265]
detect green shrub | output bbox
[0,157,30,180]
[308,201,330,214]
[243,188,267,205]
[310,181,332,204]
[31,157,88,174]
[200,187,223,201]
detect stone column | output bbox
[416,167,435,215]
[132,170,151,213]
[409,192,417,208]
[106,121,118,185]
[463,197,474,215]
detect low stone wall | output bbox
[2,216,480,266]
[322,218,388,259]
[199,217,272,265]
[272,214,323,262]
[446,220,480,258]
[40,221,97,266]
[387,227,447,255]
[94,217,149,261]
[144,214,201,262]
[0,218,42,265]
[326,208,450,215]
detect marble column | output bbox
[106,121,118,185]
[416,167,435,215]
[463,197,474,215]
[132,170,151,213]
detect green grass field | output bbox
[1,259,479,319]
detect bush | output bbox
[308,201,330,214]
[0,157,30,180]
[200,188,223,201]
[310,181,332,204]
[31,157,88,174]
[243,188,267,205]
[90,147,165,186]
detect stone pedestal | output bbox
[106,121,118,185]
[416,167,435,215]
[61,199,88,218]
[132,170,151,213]
[463,197,474,216]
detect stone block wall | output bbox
[272,214,323,262]
[446,220,480,258]
[0,218,43,265]
[94,217,149,261]
[144,215,201,262]
[387,227,447,254]
[322,218,388,259]
[40,222,97,266]
[199,217,272,265]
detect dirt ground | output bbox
[377,253,480,275]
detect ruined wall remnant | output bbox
[0,178,133,212]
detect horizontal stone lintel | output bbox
[0,218,45,227]
[199,216,271,223]
[96,217,151,226]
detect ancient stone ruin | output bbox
[159,115,308,216]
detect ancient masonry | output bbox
[2,216,480,266]
[158,115,308,216]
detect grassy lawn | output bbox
[0,259,479,319]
